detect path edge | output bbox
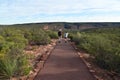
[70,42,98,80]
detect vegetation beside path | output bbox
[1,24,120,80]
[69,28,120,75]
[0,26,58,79]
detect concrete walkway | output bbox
[34,40,96,80]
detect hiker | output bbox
[58,29,62,43]
[64,32,69,43]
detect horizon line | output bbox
[1,21,120,25]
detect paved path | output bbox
[34,40,96,80]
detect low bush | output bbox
[0,26,60,79]
[46,30,58,39]
[70,28,120,74]
[0,57,17,79]
[24,28,50,45]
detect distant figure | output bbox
[64,32,69,43]
[58,29,62,43]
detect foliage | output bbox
[16,55,31,76]
[70,28,120,73]
[0,26,53,79]
[0,57,17,79]
[30,29,51,45]
[0,54,31,79]
[46,30,58,39]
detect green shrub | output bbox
[69,32,81,44]
[70,28,120,74]
[17,55,31,76]
[31,29,51,45]
[0,55,31,79]
[46,30,58,39]
[0,26,55,79]
[0,56,17,79]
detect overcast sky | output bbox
[0,0,120,24]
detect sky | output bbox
[0,0,120,24]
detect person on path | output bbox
[58,29,62,43]
[64,32,69,43]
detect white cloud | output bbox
[0,0,120,24]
